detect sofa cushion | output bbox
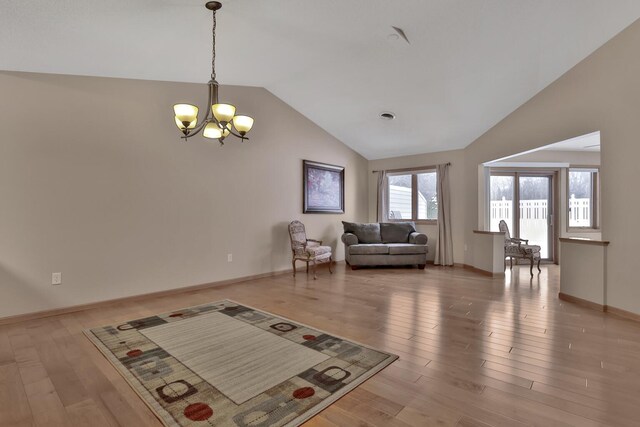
[380,222,416,243]
[349,244,389,255]
[342,221,382,244]
[387,243,428,255]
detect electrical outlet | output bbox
[52,272,62,285]
[227,253,233,262]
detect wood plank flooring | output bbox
[1,264,640,426]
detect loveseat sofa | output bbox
[341,221,428,269]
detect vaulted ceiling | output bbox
[2,0,639,159]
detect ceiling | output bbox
[484,130,600,166]
[1,1,638,159]
[542,131,601,152]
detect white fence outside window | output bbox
[489,197,591,231]
[568,195,591,227]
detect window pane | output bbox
[388,174,412,220]
[568,170,594,228]
[490,175,515,233]
[417,172,438,220]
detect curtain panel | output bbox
[435,163,454,265]
[376,170,388,223]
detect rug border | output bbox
[83,328,180,427]
[83,299,399,427]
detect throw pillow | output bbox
[341,221,382,244]
[380,222,416,243]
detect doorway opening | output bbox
[482,131,601,264]
[489,172,555,260]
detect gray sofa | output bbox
[341,221,428,269]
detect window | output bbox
[568,168,599,229]
[387,170,438,221]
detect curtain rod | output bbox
[371,162,451,174]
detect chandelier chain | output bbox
[211,9,217,80]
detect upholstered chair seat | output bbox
[305,245,332,257]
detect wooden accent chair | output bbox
[288,220,333,279]
[499,220,542,276]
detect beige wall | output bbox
[560,240,607,306]
[368,149,466,263]
[472,232,506,274]
[0,71,368,318]
[463,19,640,314]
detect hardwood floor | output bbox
[1,264,640,426]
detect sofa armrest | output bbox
[409,232,428,245]
[341,233,359,246]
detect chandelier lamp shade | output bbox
[173,1,254,144]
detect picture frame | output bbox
[303,160,345,214]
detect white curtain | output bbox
[435,163,454,265]
[376,170,388,222]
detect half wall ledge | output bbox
[558,237,621,316]
[471,230,506,276]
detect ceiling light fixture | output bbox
[172,1,254,145]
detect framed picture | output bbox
[303,160,345,214]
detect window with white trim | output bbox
[387,170,438,221]
[568,168,599,229]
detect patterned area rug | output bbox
[85,300,398,426]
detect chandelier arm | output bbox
[182,78,218,138]
[226,128,249,140]
[184,118,212,139]
[208,80,219,107]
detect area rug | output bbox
[84,300,398,426]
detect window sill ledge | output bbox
[387,219,438,225]
[566,228,601,234]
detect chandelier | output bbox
[173,1,254,144]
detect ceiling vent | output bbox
[380,112,396,120]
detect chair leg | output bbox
[328,256,333,274]
[529,257,534,277]
[306,262,309,274]
[510,257,513,270]
[537,258,542,272]
[312,260,317,280]
[292,259,296,277]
